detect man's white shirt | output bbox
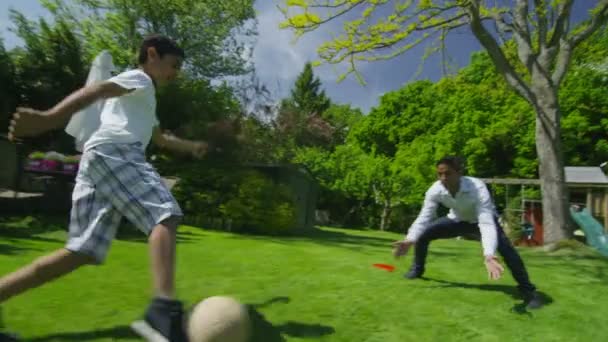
[405,176,499,256]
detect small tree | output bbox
[274,62,335,155]
[280,0,608,244]
[286,62,331,114]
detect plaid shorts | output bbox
[65,142,183,263]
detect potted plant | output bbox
[41,152,64,171]
[62,155,81,174]
[26,151,46,170]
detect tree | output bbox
[280,0,608,244]
[286,62,331,114]
[273,62,335,156]
[42,0,256,78]
[9,12,86,110]
[0,39,18,132]
[6,11,87,152]
[320,103,364,147]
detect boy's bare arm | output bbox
[8,81,129,141]
[152,127,208,159]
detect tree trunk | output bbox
[380,200,392,231]
[532,78,572,243]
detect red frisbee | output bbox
[372,263,395,272]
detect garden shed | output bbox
[249,163,319,231]
[481,163,608,246]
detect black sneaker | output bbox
[0,332,19,342]
[0,309,18,342]
[131,298,188,342]
[523,291,544,310]
[404,266,424,279]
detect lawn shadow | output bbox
[525,252,608,283]
[0,242,41,256]
[0,215,67,237]
[114,223,206,244]
[421,277,554,315]
[231,227,401,254]
[27,325,136,341]
[0,216,66,255]
[246,296,336,342]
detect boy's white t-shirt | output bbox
[84,69,159,152]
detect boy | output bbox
[1,34,211,341]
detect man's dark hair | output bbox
[138,34,185,64]
[436,155,465,172]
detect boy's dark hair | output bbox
[138,34,185,64]
[436,155,465,172]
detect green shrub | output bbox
[28,151,45,160]
[168,161,297,235]
[219,170,296,235]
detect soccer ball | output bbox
[187,296,251,342]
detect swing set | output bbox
[482,178,544,246]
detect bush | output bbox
[167,161,297,235]
[28,151,45,160]
[219,170,297,235]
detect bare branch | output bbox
[308,0,361,9]
[551,1,608,85]
[512,0,535,69]
[467,2,534,103]
[493,12,514,35]
[493,17,510,45]
[534,0,548,47]
[278,1,365,32]
[570,0,608,48]
[547,0,574,48]
[552,41,573,87]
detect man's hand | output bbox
[392,240,415,259]
[484,255,504,280]
[8,108,58,141]
[205,119,239,152]
[190,141,209,159]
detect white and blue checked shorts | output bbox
[65,142,183,263]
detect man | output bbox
[392,156,543,309]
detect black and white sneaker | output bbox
[523,291,544,310]
[0,332,19,342]
[404,266,425,279]
[0,307,19,342]
[131,298,188,342]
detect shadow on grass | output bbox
[27,297,334,342]
[421,277,554,315]
[0,215,67,237]
[115,225,206,244]
[0,216,66,255]
[0,216,204,255]
[27,325,136,341]
[0,242,42,256]
[526,251,608,280]
[246,296,336,342]
[231,227,399,251]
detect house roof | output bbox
[565,166,608,184]
[481,166,608,186]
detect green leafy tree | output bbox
[42,0,256,78]
[285,62,331,114]
[280,0,608,244]
[7,12,86,152]
[0,40,18,132]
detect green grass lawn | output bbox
[1,216,607,341]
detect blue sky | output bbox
[0,1,599,113]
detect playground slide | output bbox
[569,207,608,257]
